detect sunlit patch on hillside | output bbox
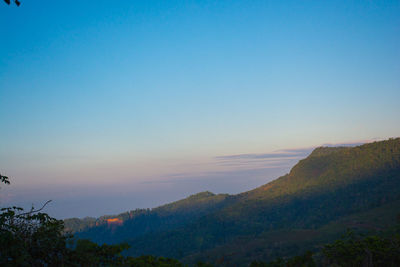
[106,218,123,226]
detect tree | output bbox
[0,206,70,266]
[0,174,69,265]
[1,175,187,266]
[322,231,400,267]
[249,252,316,267]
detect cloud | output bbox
[135,140,377,189]
[214,140,371,169]
[214,148,313,169]
[322,142,364,147]
[215,151,308,161]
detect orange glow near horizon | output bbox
[106,218,123,225]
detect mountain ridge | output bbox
[65,138,400,265]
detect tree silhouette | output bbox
[3,0,20,6]
[1,174,187,266]
[0,173,9,185]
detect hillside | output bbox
[66,138,400,265]
[65,191,230,244]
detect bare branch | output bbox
[19,200,52,216]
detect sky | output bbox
[0,0,399,218]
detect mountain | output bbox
[65,138,400,265]
[65,191,230,245]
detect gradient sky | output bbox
[1,1,399,218]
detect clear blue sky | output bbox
[1,0,399,218]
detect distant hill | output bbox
[65,191,230,245]
[65,138,400,265]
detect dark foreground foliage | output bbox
[249,228,400,267]
[0,205,187,266]
[0,176,186,266]
[322,230,400,267]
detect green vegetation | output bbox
[0,176,186,266]
[68,138,400,265]
[0,205,69,266]
[250,251,316,267]
[2,138,400,266]
[249,228,400,266]
[65,191,230,245]
[322,230,400,267]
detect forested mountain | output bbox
[65,138,400,265]
[65,191,230,245]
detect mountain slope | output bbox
[67,138,400,264]
[66,191,230,244]
[184,199,400,266]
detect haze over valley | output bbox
[1,1,400,266]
